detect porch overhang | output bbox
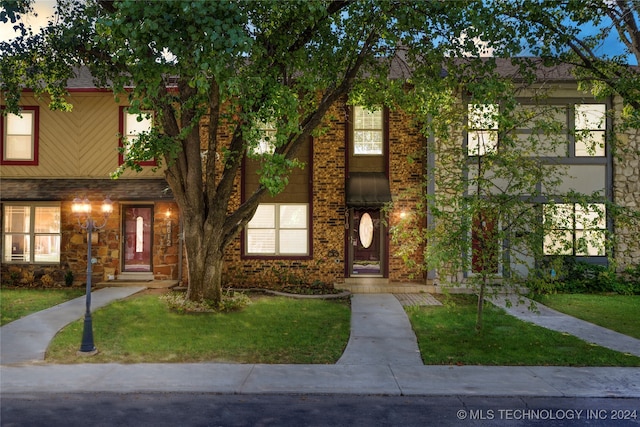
[346,172,392,207]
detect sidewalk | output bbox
[1,291,639,397]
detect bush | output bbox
[539,258,640,295]
[161,289,251,313]
[64,270,74,287]
[40,274,55,287]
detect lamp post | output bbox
[72,196,113,354]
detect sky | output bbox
[0,0,55,42]
[0,1,636,65]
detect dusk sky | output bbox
[0,1,636,65]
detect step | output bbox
[116,272,154,281]
[335,279,432,294]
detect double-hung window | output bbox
[467,103,499,156]
[543,203,606,256]
[246,204,309,255]
[120,107,156,166]
[353,106,383,155]
[1,107,39,165]
[2,204,61,263]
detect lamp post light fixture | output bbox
[72,196,113,354]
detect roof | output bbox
[62,57,582,90]
[0,178,174,202]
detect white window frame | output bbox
[251,121,277,155]
[246,203,309,256]
[121,108,154,164]
[2,203,61,264]
[353,106,384,155]
[2,107,38,165]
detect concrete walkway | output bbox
[337,294,423,365]
[0,287,146,365]
[1,291,639,397]
[490,295,640,358]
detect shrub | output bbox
[539,258,640,295]
[40,274,55,287]
[19,271,36,287]
[161,289,251,313]
[64,270,74,287]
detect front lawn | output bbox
[0,288,85,326]
[533,294,640,339]
[407,295,640,366]
[46,294,351,364]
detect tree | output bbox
[498,0,640,118]
[1,0,516,304]
[390,63,577,331]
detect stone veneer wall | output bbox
[1,200,180,287]
[612,96,640,270]
[152,202,181,280]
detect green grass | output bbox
[407,295,640,366]
[0,288,85,326]
[46,294,351,364]
[533,294,640,340]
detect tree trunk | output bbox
[182,219,224,305]
[476,277,486,332]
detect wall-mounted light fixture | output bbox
[165,209,173,247]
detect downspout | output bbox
[426,115,437,283]
[178,216,184,285]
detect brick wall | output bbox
[220,101,427,286]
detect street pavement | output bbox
[1,289,639,397]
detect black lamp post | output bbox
[72,196,113,354]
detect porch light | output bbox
[71,195,114,355]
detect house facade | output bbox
[1,65,638,289]
[0,72,182,287]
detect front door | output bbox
[349,208,384,276]
[122,205,153,273]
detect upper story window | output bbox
[119,107,156,166]
[246,203,309,256]
[1,106,39,165]
[251,121,277,155]
[574,104,606,156]
[513,102,607,158]
[353,106,383,155]
[467,103,498,156]
[2,203,61,263]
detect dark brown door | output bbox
[471,210,499,274]
[350,209,382,276]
